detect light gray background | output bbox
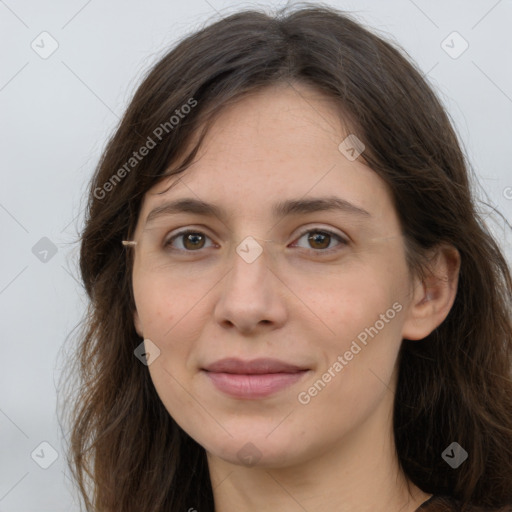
[1,0,511,510]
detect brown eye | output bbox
[308,232,331,250]
[293,229,347,252]
[164,230,213,251]
[182,232,206,250]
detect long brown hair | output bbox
[60,4,512,511]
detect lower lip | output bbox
[203,370,308,399]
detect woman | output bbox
[62,4,512,511]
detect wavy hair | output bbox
[60,3,512,511]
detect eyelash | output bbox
[162,227,349,255]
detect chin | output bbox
[199,428,312,469]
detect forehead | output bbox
[136,83,395,228]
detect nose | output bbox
[213,241,287,335]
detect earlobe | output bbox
[401,245,460,341]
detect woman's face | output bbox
[131,83,420,469]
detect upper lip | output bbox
[202,358,308,374]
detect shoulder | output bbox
[418,495,512,512]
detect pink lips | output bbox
[202,358,309,399]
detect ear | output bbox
[401,244,460,341]
[133,310,144,338]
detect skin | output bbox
[131,82,460,512]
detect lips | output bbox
[202,358,309,399]
[203,357,307,374]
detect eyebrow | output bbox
[145,196,371,225]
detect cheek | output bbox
[296,259,402,336]
[133,273,202,422]
[299,303,404,436]
[132,270,213,384]
[295,259,406,397]
[132,268,202,335]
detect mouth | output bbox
[201,358,310,399]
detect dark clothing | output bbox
[415,495,512,512]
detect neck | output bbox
[207,389,431,512]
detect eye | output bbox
[163,230,216,251]
[291,228,348,253]
[162,227,348,254]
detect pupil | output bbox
[309,232,329,249]
[185,233,204,249]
